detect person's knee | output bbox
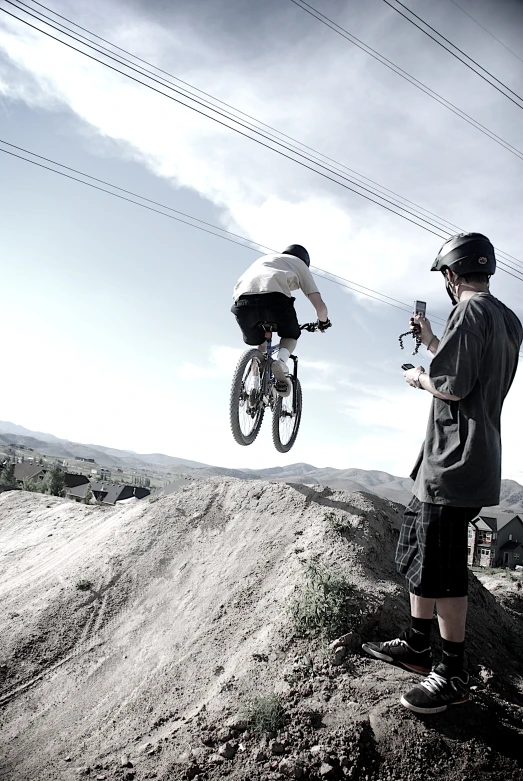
[280,337,297,353]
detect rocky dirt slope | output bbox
[1,480,522,781]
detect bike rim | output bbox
[238,358,263,437]
[277,385,298,446]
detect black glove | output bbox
[317,318,332,332]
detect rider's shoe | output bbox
[272,359,292,398]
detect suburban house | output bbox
[90,481,150,505]
[13,463,47,485]
[64,474,91,501]
[468,513,523,569]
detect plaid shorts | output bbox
[395,497,481,598]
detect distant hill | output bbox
[1,422,522,513]
[0,424,209,471]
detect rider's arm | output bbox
[308,292,328,322]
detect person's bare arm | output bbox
[308,292,328,322]
[404,366,461,401]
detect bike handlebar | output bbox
[300,320,332,333]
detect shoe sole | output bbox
[361,644,431,676]
[400,693,470,714]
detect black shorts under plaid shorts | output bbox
[395,497,481,598]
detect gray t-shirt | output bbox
[412,293,522,507]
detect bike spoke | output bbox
[238,359,262,437]
[277,389,296,445]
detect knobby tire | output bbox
[272,378,302,453]
[229,349,265,446]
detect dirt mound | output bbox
[1,480,522,781]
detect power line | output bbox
[445,0,523,66]
[382,0,523,110]
[0,140,448,325]
[1,4,455,241]
[0,139,275,253]
[10,0,476,237]
[4,3,523,281]
[4,140,522,358]
[289,1,523,164]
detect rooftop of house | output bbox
[13,463,46,482]
[67,483,91,499]
[499,540,523,552]
[474,513,522,532]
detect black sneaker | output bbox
[362,631,431,675]
[400,663,470,714]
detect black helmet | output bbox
[431,232,496,276]
[282,244,310,267]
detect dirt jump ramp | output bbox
[1,479,522,780]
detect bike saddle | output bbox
[259,321,278,332]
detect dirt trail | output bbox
[1,480,522,781]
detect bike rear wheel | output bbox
[272,377,302,453]
[230,349,266,446]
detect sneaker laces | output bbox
[382,636,407,651]
[420,671,447,695]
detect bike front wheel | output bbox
[272,377,302,453]
[230,349,266,446]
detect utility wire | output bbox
[5,140,523,359]
[445,0,523,66]
[289,0,523,164]
[0,140,449,325]
[0,139,275,253]
[1,4,456,241]
[10,0,475,237]
[382,0,523,110]
[4,3,523,281]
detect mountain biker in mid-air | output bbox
[231,245,331,396]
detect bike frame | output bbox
[262,328,299,414]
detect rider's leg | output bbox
[277,337,297,368]
[258,342,267,353]
[272,337,296,397]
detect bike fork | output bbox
[290,355,298,413]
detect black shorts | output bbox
[231,292,301,345]
[395,497,480,598]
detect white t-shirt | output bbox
[233,253,319,301]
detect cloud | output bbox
[177,345,244,380]
[1,1,520,310]
[1,1,521,477]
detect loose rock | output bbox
[218,740,237,759]
[279,758,304,778]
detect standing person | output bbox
[363,232,523,714]
[231,245,331,396]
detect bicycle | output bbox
[229,321,324,453]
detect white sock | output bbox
[278,348,290,365]
[278,338,297,368]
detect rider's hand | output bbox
[318,318,332,332]
[410,315,433,347]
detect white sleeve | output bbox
[297,264,319,296]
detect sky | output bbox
[1,0,522,480]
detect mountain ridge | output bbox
[1,422,522,512]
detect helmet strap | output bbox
[444,270,459,305]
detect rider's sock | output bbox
[278,348,290,365]
[278,338,297,369]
